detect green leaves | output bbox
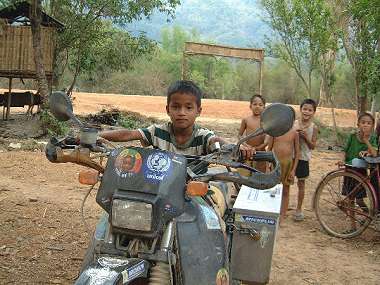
[46,0,180,88]
[261,0,338,98]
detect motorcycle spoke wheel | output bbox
[314,171,375,238]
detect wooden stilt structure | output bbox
[0,1,63,120]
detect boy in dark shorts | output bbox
[293,99,318,221]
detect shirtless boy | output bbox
[267,112,299,223]
[238,94,267,173]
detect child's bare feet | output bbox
[293,211,304,221]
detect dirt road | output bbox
[70,92,358,128]
[0,92,379,284]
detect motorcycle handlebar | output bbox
[239,151,281,189]
[45,139,105,173]
[195,151,281,190]
[46,136,280,189]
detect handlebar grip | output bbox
[245,152,281,189]
[45,141,58,162]
[211,151,281,189]
[45,138,105,173]
[252,151,276,162]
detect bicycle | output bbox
[313,156,380,238]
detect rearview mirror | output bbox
[49,91,83,127]
[236,103,295,149]
[261,103,295,137]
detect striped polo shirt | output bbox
[138,122,216,155]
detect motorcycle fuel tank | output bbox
[231,184,282,285]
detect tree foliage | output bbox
[45,0,180,92]
[333,0,380,113]
[260,0,337,98]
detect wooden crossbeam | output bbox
[184,42,264,62]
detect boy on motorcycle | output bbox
[100,80,255,158]
[100,80,249,284]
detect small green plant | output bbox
[40,109,69,136]
[117,114,150,129]
[314,118,353,147]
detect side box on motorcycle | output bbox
[231,184,282,284]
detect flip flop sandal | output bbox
[293,212,304,221]
[342,228,356,235]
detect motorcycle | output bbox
[45,91,294,285]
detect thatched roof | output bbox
[0,1,64,29]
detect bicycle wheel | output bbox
[314,170,376,238]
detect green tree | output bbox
[334,0,380,113]
[261,0,337,99]
[46,0,180,94]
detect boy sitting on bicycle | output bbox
[338,113,378,230]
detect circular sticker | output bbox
[144,152,172,183]
[114,149,142,177]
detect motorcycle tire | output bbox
[79,237,96,273]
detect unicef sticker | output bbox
[144,152,172,183]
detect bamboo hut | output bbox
[0,1,63,119]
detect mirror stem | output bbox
[234,128,264,159]
[67,110,84,127]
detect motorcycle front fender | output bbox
[176,199,226,285]
[75,257,150,285]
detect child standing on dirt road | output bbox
[293,99,318,221]
[238,94,267,174]
[99,80,255,158]
[267,111,299,223]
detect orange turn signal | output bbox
[186,181,208,196]
[79,169,99,185]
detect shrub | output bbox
[40,109,69,136]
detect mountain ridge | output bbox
[127,0,270,47]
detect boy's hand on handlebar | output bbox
[336,161,344,167]
[239,143,256,160]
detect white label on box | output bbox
[236,214,276,226]
[233,184,282,214]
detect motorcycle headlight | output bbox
[112,199,153,231]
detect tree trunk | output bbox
[370,97,377,116]
[319,78,329,106]
[322,75,339,145]
[356,73,367,114]
[30,0,49,103]
[358,95,367,114]
[67,47,82,96]
[355,76,360,114]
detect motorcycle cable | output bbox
[80,182,98,238]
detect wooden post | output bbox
[5,77,12,120]
[181,53,187,80]
[258,61,263,95]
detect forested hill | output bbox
[128,0,269,47]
